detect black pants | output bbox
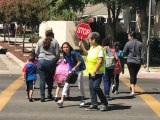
[127,63,141,84]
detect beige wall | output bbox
[39,21,80,50]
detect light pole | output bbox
[146,0,152,72]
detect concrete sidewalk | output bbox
[1,36,160,79]
[121,66,160,79]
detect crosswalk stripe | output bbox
[121,77,160,118]
[0,75,24,111]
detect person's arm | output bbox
[120,51,124,74]
[54,41,60,62]
[22,72,26,81]
[35,40,40,56]
[22,64,27,81]
[72,55,81,72]
[123,43,129,55]
[91,57,103,77]
[79,40,88,56]
[111,48,119,60]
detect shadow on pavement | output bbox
[108,103,131,111]
[136,91,160,95]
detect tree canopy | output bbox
[0,0,50,25]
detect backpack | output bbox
[105,48,116,69]
[71,51,86,71]
[54,59,69,84]
[114,59,122,74]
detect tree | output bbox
[0,0,51,52]
[49,0,85,21]
[84,0,132,43]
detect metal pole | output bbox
[146,0,152,72]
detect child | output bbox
[29,49,38,88]
[57,42,86,108]
[22,54,37,102]
[113,42,124,94]
[54,59,69,102]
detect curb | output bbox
[0,45,25,68]
[6,52,25,68]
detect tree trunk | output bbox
[22,25,26,53]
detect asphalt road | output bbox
[0,54,160,120]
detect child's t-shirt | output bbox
[22,62,36,81]
[64,50,84,72]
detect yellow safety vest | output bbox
[86,45,106,74]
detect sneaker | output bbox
[85,105,98,111]
[111,84,116,93]
[41,98,45,102]
[130,92,135,96]
[99,105,107,111]
[54,97,59,102]
[29,98,34,102]
[114,91,118,94]
[57,100,63,108]
[80,101,85,107]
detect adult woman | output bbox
[123,31,144,96]
[35,30,60,102]
[79,32,108,111]
[57,42,85,107]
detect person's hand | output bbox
[91,71,96,78]
[79,39,83,47]
[143,64,147,68]
[72,67,76,72]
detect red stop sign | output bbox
[76,23,92,39]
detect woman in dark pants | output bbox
[79,32,108,111]
[123,31,145,96]
[35,30,60,102]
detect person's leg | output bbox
[131,64,141,94]
[29,90,33,98]
[93,74,108,106]
[46,61,56,98]
[103,68,114,99]
[89,75,97,106]
[85,74,99,110]
[115,74,120,93]
[86,74,108,111]
[37,60,46,101]
[55,83,61,102]
[26,81,29,99]
[55,83,61,97]
[77,71,85,100]
[57,82,70,107]
[127,63,137,94]
[28,81,34,102]
[103,73,110,96]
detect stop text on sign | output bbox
[77,26,91,35]
[75,23,92,39]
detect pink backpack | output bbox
[54,59,69,84]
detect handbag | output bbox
[66,72,78,84]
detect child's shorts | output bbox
[26,80,35,91]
